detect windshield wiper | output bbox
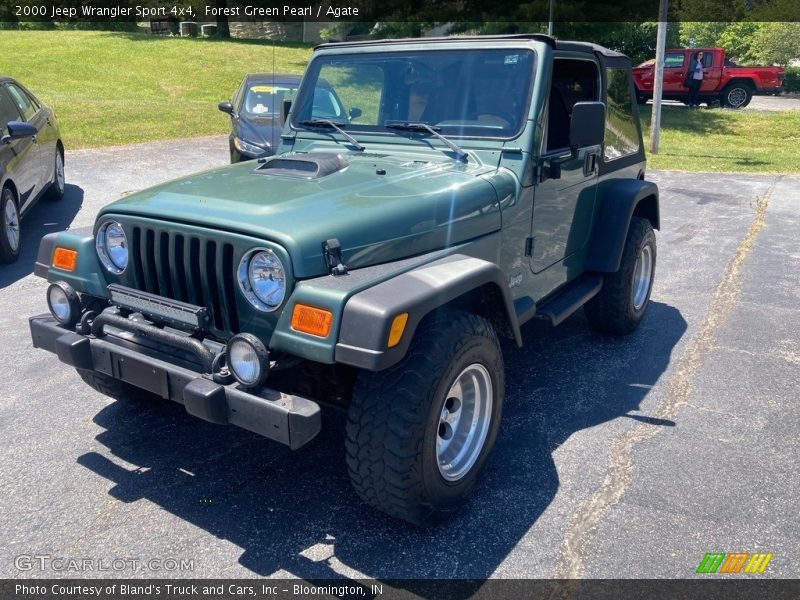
[298,119,365,152]
[385,121,468,162]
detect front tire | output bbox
[585,216,656,335]
[345,309,504,525]
[76,369,156,403]
[0,186,21,264]
[46,146,65,201]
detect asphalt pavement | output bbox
[1,136,798,582]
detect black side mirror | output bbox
[2,120,37,143]
[349,107,362,120]
[218,101,235,115]
[281,99,292,124]
[569,101,605,149]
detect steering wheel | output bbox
[467,111,512,127]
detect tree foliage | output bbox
[679,21,799,65]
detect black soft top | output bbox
[555,41,627,58]
[314,34,625,60]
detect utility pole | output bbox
[548,0,554,36]
[649,0,669,154]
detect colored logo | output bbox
[696,552,773,574]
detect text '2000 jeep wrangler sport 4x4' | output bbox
[30,35,659,525]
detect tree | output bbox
[679,22,730,47]
[747,22,800,65]
[678,21,799,65]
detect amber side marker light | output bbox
[291,304,333,337]
[387,312,409,348]
[53,247,77,271]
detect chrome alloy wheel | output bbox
[3,190,19,252]
[55,151,65,194]
[632,243,654,311]
[437,363,493,482]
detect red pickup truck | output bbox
[632,48,784,108]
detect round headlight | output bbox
[237,248,286,312]
[227,333,270,388]
[47,281,81,326]
[96,220,128,274]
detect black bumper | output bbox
[29,314,321,450]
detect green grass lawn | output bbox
[1,31,798,174]
[0,31,313,148]
[641,104,800,173]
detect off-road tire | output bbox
[722,82,753,109]
[76,369,156,402]
[345,309,504,525]
[0,186,21,264]
[585,216,656,335]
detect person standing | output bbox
[687,51,704,108]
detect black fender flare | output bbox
[585,179,659,273]
[335,254,521,371]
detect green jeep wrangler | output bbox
[30,34,658,525]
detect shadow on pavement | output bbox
[77,301,686,591]
[0,184,83,289]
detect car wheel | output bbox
[76,369,157,403]
[47,146,65,201]
[723,83,753,109]
[584,216,656,335]
[0,186,21,264]
[345,309,504,525]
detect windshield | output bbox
[241,83,298,116]
[292,48,536,139]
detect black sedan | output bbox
[1,77,64,263]
[219,73,348,163]
[219,74,301,163]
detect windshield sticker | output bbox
[250,85,293,93]
[504,55,520,65]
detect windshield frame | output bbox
[290,47,537,143]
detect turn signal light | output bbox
[387,312,409,348]
[291,304,333,338]
[53,247,77,271]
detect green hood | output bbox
[100,152,503,277]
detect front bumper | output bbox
[29,314,321,450]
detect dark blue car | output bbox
[1,77,65,263]
[219,73,348,163]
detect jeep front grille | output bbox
[129,226,240,336]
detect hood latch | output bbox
[323,238,348,276]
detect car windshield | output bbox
[292,48,536,139]
[242,82,298,116]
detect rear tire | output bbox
[585,216,656,335]
[76,369,156,402]
[0,186,21,264]
[345,309,504,525]
[722,83,753,109]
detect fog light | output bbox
[227,333,269,389]
[47,281,81,326]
